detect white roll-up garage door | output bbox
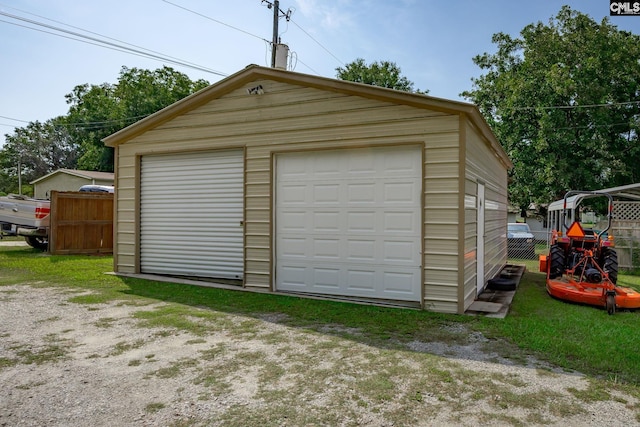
[275,146,422,302]
[140,150,244,280]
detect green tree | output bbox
[336,58,427,93]
[462,6,640,212]
[0,117,80,194]
[66,66,210,171]
[1,66,210,193]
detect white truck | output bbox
[0,194,50,249]
[0,185,113,250]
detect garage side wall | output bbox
[463,120,508,310]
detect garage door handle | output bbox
[240,221,244,226]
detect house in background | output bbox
[104,65,512,314]
[31,169,114,199]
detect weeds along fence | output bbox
[49,191,113,255]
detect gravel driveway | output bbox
[0,284,638,426]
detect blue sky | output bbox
[1,0,639,137]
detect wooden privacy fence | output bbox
[49,191,114,255]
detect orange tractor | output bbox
[539,191,640,314]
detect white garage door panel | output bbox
[140,150,244,279]
[276,146,422,302]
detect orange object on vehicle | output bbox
[539,254,548,273]
[543,191,640,314]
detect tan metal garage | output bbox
[104,65,512,314]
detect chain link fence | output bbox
[507,229,548,261]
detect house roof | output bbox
[103,64,512,169]
[30,169,115,184]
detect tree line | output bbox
[2,6,640,215]
[0,66,209,194]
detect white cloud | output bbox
[292,0,354,30]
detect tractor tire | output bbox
[549,244,565,279]
[601,247,618,285]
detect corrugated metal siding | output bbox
[112,78,490,312]
[463,121,509,310]
[114,148,136,273]
[116,80,448,294]
[423,131,460,314]
[139,150,244,279]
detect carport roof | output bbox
[548,183,640,211]
[598,182,640,201]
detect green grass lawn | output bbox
[1,245,639,387]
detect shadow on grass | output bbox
[3,244,638,384]
[117,275,536,370]
[118,270,640,385]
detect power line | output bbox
[554,122,639,131]
[0,2,218,74]
[0,17,213,74]
[294,56,321,75]
[0,10,228,76]
[161,0,336,73]
[290,18,344,66]
[162,0,269,43]
[0,113,154,131]
[0,115,30,123]
[509,100,640,111]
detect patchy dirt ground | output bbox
[0,284,638,427]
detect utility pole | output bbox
[271,0,279,68]
[263,0,291,68]
[17,158,22,195]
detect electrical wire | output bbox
[288,50,298,71]
[0,115,30,123]
[0,112,154,131]
[161,0,338,74]
[508,100,640,111]
[295,56,321,75]
[290,18,344,66]
[0,11,227,76]
[0,17,145,55]
[161,0,269,43]
[0,3,211,73]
